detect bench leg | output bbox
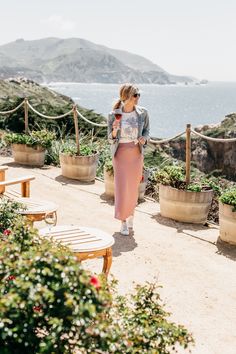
[102,248,112,277]
[0,170,6,194]
[21,181,30,197]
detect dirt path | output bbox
[1,156,236,354]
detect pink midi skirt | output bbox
[113,142,143,220]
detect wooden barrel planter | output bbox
[159,184,213,224]
[219,202,236,245]
[104,167,148,200]
[60,152,99,182]
[12,144,46,167]
[104,169,114,197]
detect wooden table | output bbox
[39,225,114,276]
[17,197,58,225]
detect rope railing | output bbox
[27,101,73,120]
[0,98,235,143]
[191,128,236,142]
[76,109,107,127]
[0,100,25,115]
[0,98,235,185]
[149,131,185,144]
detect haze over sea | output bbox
[47,82,236,138]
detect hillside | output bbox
[0,37,197,84]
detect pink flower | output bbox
[3,229,11,236]
[90,275,101,290]
[7,275,16,281]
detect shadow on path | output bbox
[99,192,114,206]
[112,232,138,257]
[2,161,51,171]
[151,212,218,245]
[151,212,236,260]
[55,175,95,186]
[216,237,236,261]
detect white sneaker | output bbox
[127,215,134,229]
[120,221,129,236]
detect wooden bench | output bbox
[0,166,57,224]
[39,225,115,276]
[0,166,8,184]
[0,175,35,197]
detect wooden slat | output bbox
[39,226,115,254]
[45,229,87,237]
[54,235,97,242]
[62,238,102,246]
[5,190,22,198]
[0,175,35,187]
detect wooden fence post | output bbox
[186,124,191,185]
[73,105,80,155]
[24,98,29,134]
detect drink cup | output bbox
[114,108,122,121]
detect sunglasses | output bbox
[133,93,140,98]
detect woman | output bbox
[107,83,150,236]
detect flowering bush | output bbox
[0,197,23,234]
[0,200,194,353]
[0,221,112,353]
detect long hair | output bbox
[113,83,139,110]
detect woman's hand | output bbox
[138,136,146,145]
[112,120,120,130]
[112,120,120,138]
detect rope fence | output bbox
[76,109,107,127]
[0,100,25,115]
[27,101,73,120]
[149,131,185,144]
[0,98,235,184]
[191,128,236,143]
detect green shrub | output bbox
[187,183,202,192]
[201,177,222,196]
[0,225,111,353]
[0,198,23,234]
[104,158,114,175]
[61,141,96,156]
[155,165,217,193]
[4,130,56,149]
[112,283,194,353]
[0,200,194,353]
[219,188,236,211]
[45,140,62,166]
[155,165,186,189]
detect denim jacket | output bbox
[107,105,150,157]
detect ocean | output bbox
[47,82,236,138]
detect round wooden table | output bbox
[17,197,58,225]
[39,225,114,276]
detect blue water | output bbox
[47,82,236,138]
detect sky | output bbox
[0,0,236,81]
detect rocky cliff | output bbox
[167,113,236,180]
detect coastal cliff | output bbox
[0,78,106,135]
[167,113,236,180]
